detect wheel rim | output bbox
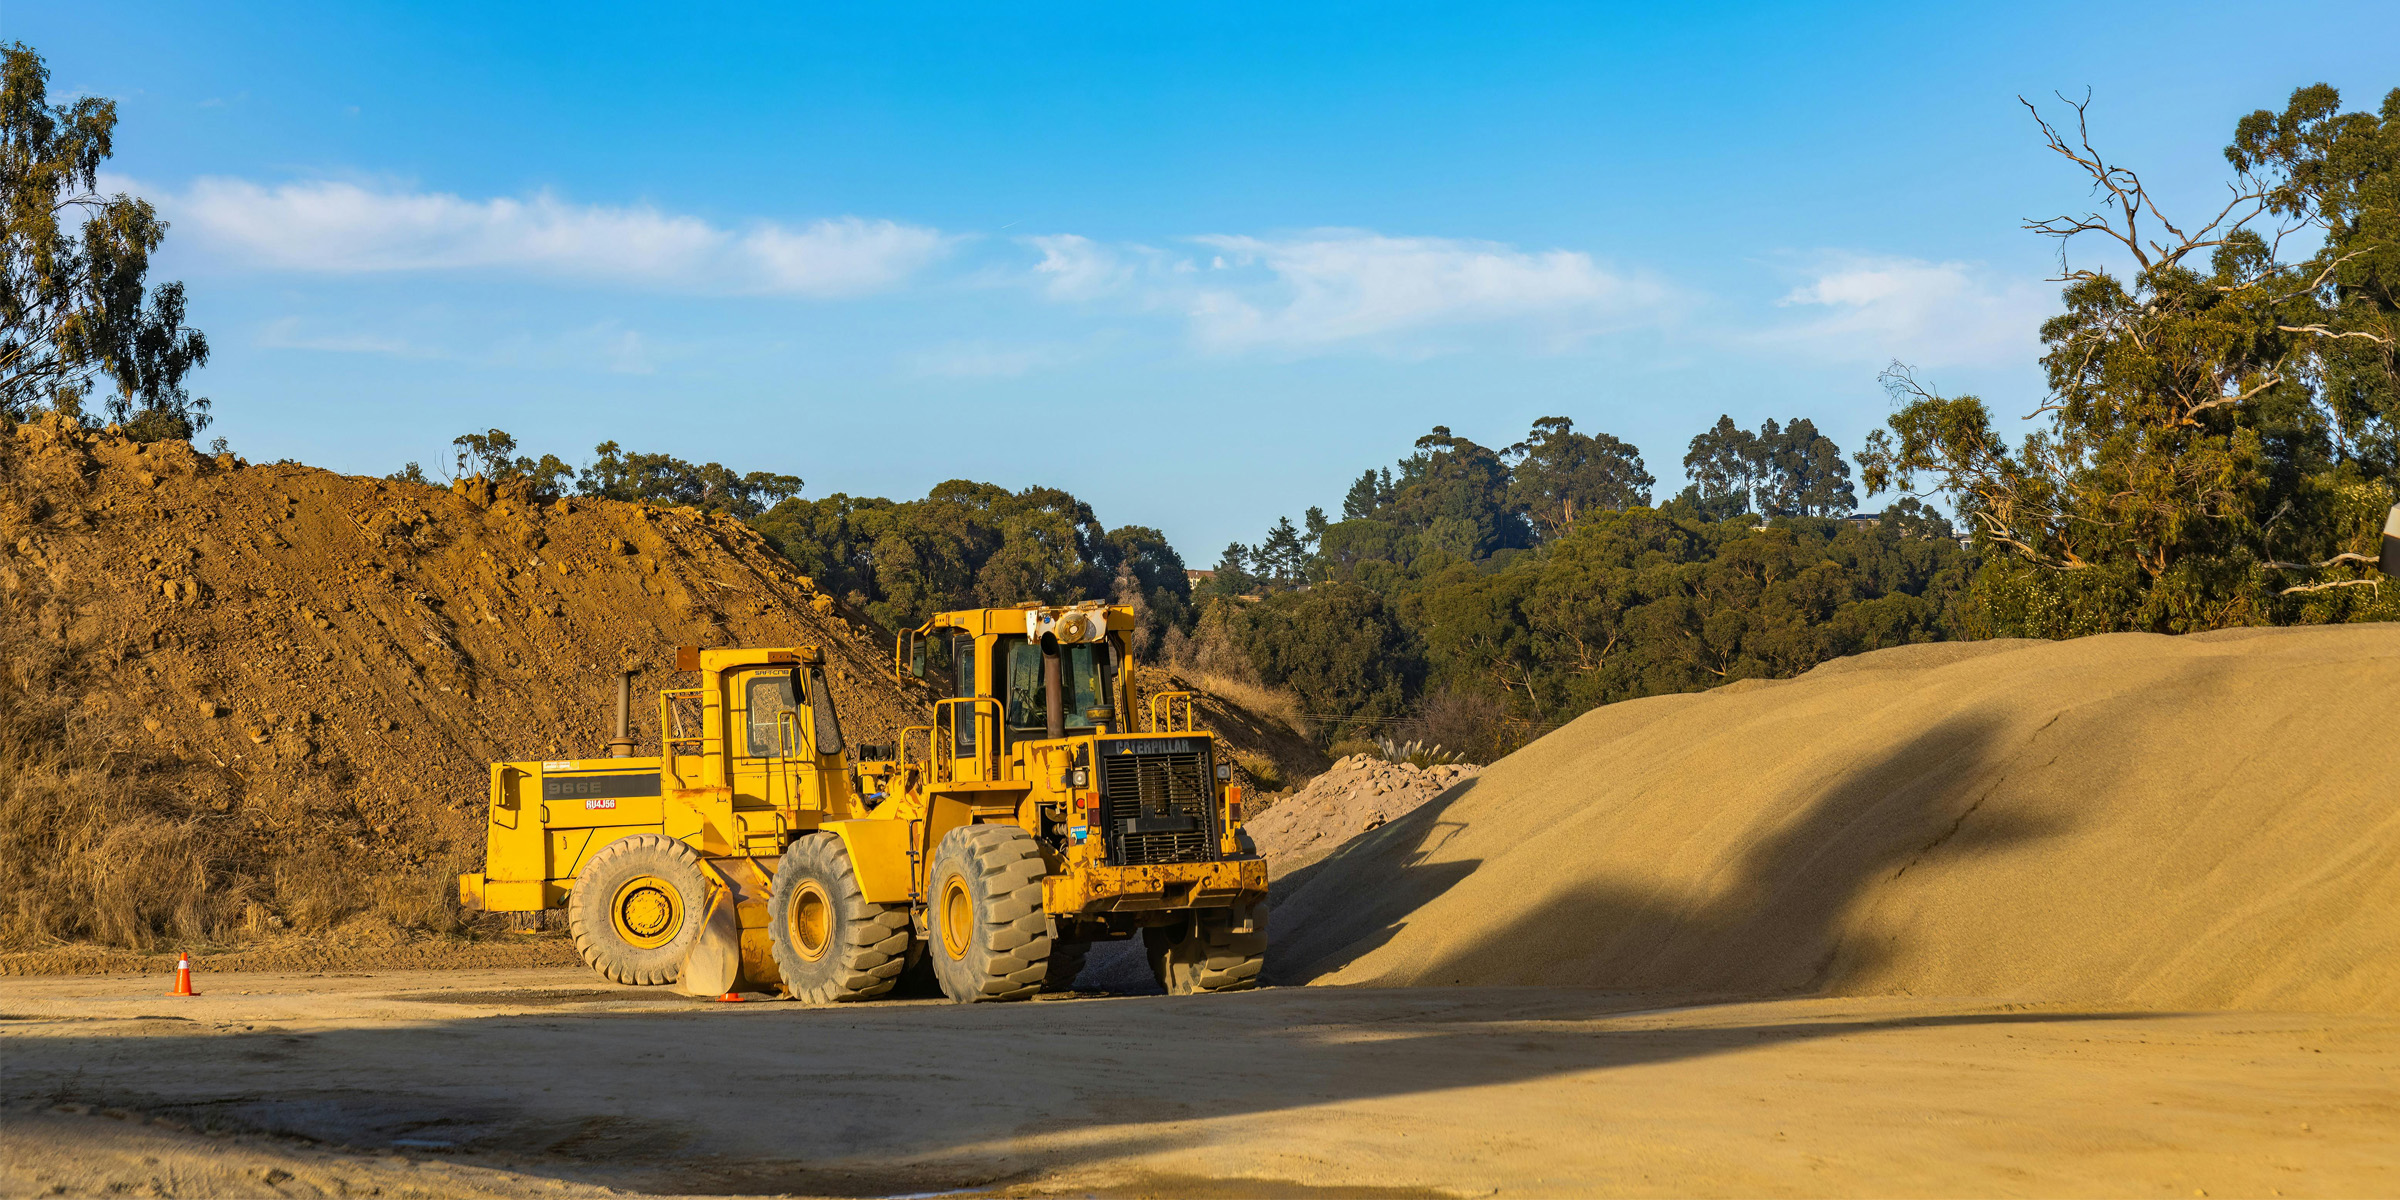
[610,874,683,949]
[940,875,973,960]
[788,880,832,962]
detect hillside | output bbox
[1130,665,1330,792]
[0,416,926,958]
[1270,623,2400,1012]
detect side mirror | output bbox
[2383,503,2399,577]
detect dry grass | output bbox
[0,581,240,949]
[0,446,482,953]
[0,611,481,949]
[1175,669,1312,739]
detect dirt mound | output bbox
[0,415,927,955]
[1247,755,1475,876]
[1270,624,2400,1012]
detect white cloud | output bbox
[745,218,952,295]
[159,177,950,297]
[1766,254,2049,367]
[1028,234,1145,303]
[1192,231,1658,350]
[1023,228,1667,354]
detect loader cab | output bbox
[668,646,854,835]
[898,604,1137,777]
[998,633,1120,746]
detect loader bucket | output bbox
[672,884,744,998]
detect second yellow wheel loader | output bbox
[459,601,1270,1003]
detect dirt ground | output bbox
[3,968,2391,1199]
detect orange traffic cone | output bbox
[716,991,744,1003]
[168,951,198,997]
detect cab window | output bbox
[740,670,800,758]
[999,634,1116,740]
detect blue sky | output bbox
[18,1,2400,557]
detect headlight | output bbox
[1215,762,1232,781]
[1071,767,1089,788]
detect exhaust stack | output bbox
[606,670,635,758]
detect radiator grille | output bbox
[1099,748,1218,865]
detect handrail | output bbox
[658,687,705,787]
[774,711,818,812]
[933,696,1005,784]
[1148,691,1196,734]
[895,725,934,769]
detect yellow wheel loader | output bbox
[459,602,1269,1002]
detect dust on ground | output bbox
[3,967,2391,1198]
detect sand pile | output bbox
[1248,755,1476,875]
[1271,625,2400,1012]
[0,416,928,960]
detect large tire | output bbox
[927,825,1051,1003]
[1146,903,1267,996]
[768,833,913,1003]
[568,834,708,986]
[1042,940,1090,993]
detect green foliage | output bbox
[1202,497,1975,746]
[1508,415,1656,536]
[753,480,1191,645]
[1214,400,1965,750]
[1432,507,1970,715]
[577,440,799,518]
[1205,582,1422,727]
[1374,737,1466,768]
[1291,417,1664,594]
[1,43,209,435]
[1859,86,2400,635]
[450,429,573,495]
[1196,542,1255,600]
[1678,415,1856,517]
[410,430,800,519]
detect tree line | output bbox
[393,430,806,521]
[1176,415,1963,757]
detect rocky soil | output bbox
[1244,754,1477,877]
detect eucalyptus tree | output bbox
[1,43,209,437]
[1861,86,2400,634]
